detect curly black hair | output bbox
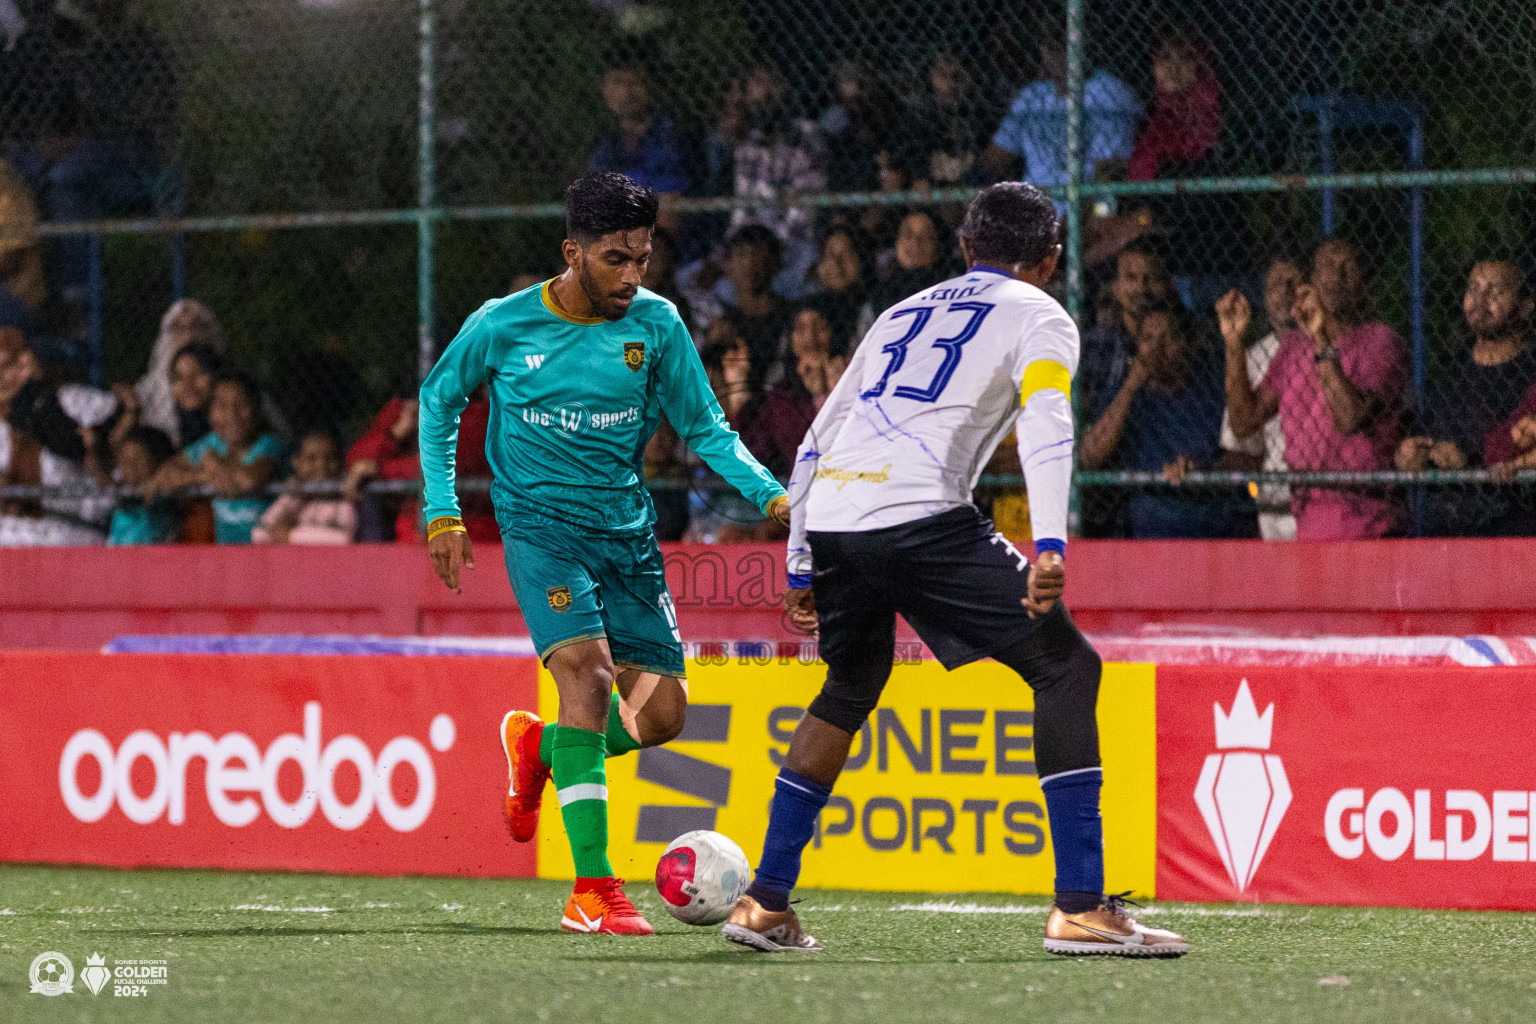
[957,181,1059,269]
[564,171,659,243]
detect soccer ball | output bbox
[654,829,750,925]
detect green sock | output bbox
[605,692,642,758]
[538,721,558,769]
[551,726,611,878]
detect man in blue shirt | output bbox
[981,42,1142,217]
[587,60,689,232]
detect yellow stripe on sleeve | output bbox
[1020,359,1072,406]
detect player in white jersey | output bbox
[722,183,1187,958]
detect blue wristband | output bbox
[1034,538,1066,559]
[786,572,813,589]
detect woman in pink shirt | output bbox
[253,430,357,545]
[1225,239,1406,539]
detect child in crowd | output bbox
[107,426,178,545]
[143,371,285,543]
[252,430,356,545]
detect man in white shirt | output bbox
[722,183,1187,959]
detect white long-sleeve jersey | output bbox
[786,265,1078,584]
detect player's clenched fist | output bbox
[784,586,818,636]
[427,516,475,594]
[1024,550,1064,618]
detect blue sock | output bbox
[747,769,833,911]
[1041,767,1105,911]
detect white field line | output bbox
[230,905,337,913]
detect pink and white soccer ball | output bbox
[653,829,750,925]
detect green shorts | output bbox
[501,512,685,678]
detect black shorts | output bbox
[809,506,1035,674]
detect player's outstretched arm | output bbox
[419,305,494,592]
[653,315,785,515]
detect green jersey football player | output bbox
[419,172,788,935]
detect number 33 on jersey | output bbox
[789,265,1079,551]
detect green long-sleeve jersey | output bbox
[420,279,785,534]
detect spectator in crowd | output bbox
[587,57,688,233]
[0,314,118,545]
[1487,390,1536,488]
[641,226,697,337]
[143,372,285,544]
[1080,241,1177,430]
[687,318,795,542]
[868,209,953,317]
[786,297,851,410]
[1215,256,1305,540]
[1127,30,1240,308]
[701,317,805,480]
[163,342,221,452]
[1076,241,1176,538]
[136,299,222,446]
[3,2,177,327]
[981,38,1141,215]
[1226,239,1407,539]
[136,299,291,448]
[720,224,790,387]
[344,379,497,543]
[0,158,46,311]
[806,222,870,346]
[818,58,899,196]
[1081,303,1254,538]
[1394,260,1536,535]
[896,50,993,193]
[253,429,357,545]
[730,62,827,298]
[105,425,176,545]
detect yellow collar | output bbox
[541,278,607,325]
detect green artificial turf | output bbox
[1,865,1534,1023]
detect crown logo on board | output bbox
[1213,679,1273,750]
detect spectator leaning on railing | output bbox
[1215,255,1305,540]
[1225,238,1407,540]
[141,371,285,545]
[0,305,123,547]
[253,429,357,546]
[1080,302,1255,539]
[1394,260,1536,536]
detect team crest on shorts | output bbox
[623,341,645,371]
[547,585,572,612]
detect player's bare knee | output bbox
[636,678,687,746]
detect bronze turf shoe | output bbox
[721,895,822,952]
[1043,895,1189,957]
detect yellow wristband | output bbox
[427,516,467,542]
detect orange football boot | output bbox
[501,710,551,842]
[560,877,654,935]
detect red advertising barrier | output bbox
[1157,665,1536,911]
[0,653,539,878]
[4,539,1536,651]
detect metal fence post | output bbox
[417,0,437,386]
[1064,0,1085,533]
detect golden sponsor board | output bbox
[537,659,1157,896]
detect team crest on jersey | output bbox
[547,586,572,612]
[623,341,645,371]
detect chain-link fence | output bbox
[0,0,1534,545]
